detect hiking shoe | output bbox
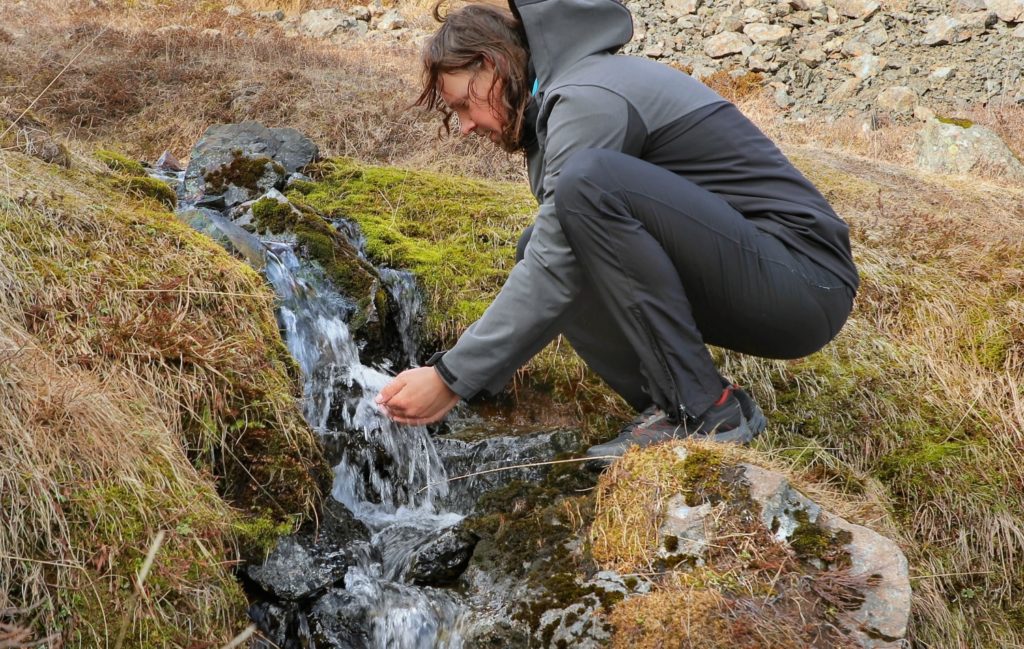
[585,387,754,465]
[731,385,767,436]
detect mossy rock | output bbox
[251,196,297,234]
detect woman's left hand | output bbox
[375,366,460,425]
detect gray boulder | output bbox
[915,118,1024,179]
[183,121,318,206]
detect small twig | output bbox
[221,624,258,649]
[113,530,165,649]
[119,289,273,299]
[416,455,618,494]
[910,570,994,580]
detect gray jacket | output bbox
[434,0,857,399]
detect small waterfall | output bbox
[262,242,468,648]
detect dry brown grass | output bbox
[594,441,869,648]
[718,150,1024,647]
[0,0,522,181]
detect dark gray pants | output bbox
[518,149,854,417]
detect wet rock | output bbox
[409,525,479,586]
[247,535,354,601]
[915,118,1024,178]
[432,429,583,513]
[309,589,373,649]
[320,496,371,547]
[249,601,311,649]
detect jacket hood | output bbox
[511,0,633,87]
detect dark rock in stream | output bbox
[408,525,479,586]
[321,495,371,546]
[432,429,585,513]
[247,534,355,601]
[247,498,370,602]
[309,590,374,649]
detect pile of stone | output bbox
[622,0,1024,119]
[226,2,414,43]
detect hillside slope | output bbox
[0,145,326,646]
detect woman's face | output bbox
[439,62,507,144]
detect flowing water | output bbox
[264,243,469,648]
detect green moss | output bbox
[204,150,284,193]
[962,303,1012,372]
[96,148,147,176]
[788,509,852,567]
[676,446,739,507]
[462,456,601,641]
[298,157,534,344]
[937,116,974,129]
[290,211,385,334]
[233,512,296,560]
[251,197,297,234]
[117,176,177,209]
[286,179,319,195]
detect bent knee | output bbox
[553,148,624,226]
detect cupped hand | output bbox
[375,366,460,425]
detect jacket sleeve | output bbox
[437,85,640,398]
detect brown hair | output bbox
[415,3,531,153]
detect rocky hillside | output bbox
[623,0,1024,119]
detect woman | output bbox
[375,0,858,461]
